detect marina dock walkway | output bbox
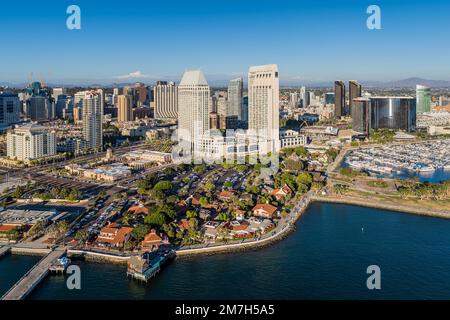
[1,247,66,300]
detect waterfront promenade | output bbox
[1,247,66,300]
[314,194,450,219]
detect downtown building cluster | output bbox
[331,80,433,136]
[177,64,280,162]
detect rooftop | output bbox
[179,70,208,86]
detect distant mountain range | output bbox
[2,77,450,89]
[362,77,450,88]
[288,77,450,88]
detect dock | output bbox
[0,245,11,258]
[1,247,66,300]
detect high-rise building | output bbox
[227,78,243,119]
[325,92,335,105]
[177,70,210,155]
[215,91,228,119]
[28,96,53,121]
[334,80,346,118]
[82,91,103,150]
[369,97,416,132]
[117,95,133,122]
[96,89,105,116]
[73,106,82,122]
[0,93,21,126]
[248,64,280,154]
[134,83,148,107]
[153,81,178,119]
[300,86,306,107]
[352,97,371,135]
[7,123,56,161]
[52,87,66,101]
[123,86,135,107]
[304,91,314,108]
[25,82,54,121]
[55,95,73,119]
[289,92,299,108]
[416,85,431,114]
[349,80,362,114]
[242,96,249,125]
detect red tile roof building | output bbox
[141,229,163,251]
[96,224,133,248]
[270,185,293,199]
[251,204,278,218]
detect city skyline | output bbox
[2,0,450,84]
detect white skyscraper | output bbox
[7,123,56,161]
[82,91,103,150]
[177,70,210,155]
[248,64,280,154]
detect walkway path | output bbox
[1,247,66,300]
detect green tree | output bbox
[294,146,308,157]
[131,225,150,241]
[199,197,209,206]
[144,212,166,227]
[296,172,313,186]
[186,210,198,219]
[224,181,233,188]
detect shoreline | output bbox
[313,195,450,220]
[3,194,449,264]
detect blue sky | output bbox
[1,0,449,85]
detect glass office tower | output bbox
[416,85,431,114]
[369,97,416,132]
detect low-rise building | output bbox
[280,129,307,148]
[95,223,133,248]
[141,229,163,251]
[270,185,293,200]
[251,203,278,218]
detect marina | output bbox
[344,139,450,181]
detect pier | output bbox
[1,247,66,300]
[0,245,11,258]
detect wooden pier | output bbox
[1,247,66,300]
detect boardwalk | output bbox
[1,247,66,300]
